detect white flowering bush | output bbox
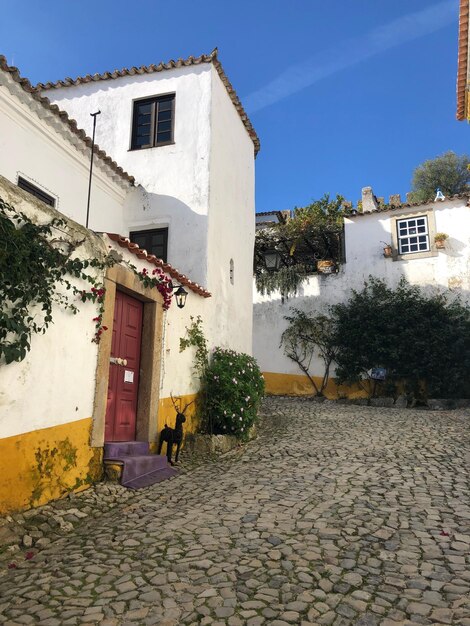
[204,348,264,440]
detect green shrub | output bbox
[203,348,265,440]
[332,277,470,399]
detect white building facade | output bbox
[40,50,259,359]
[0,51,258,512]
[254,191,470,396]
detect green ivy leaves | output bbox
[0,198,110,364]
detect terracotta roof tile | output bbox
[348,193,470,218]
[107,233,211,298]
[36,49,260,156]
[0,56,135,186]
[457,0,469,120]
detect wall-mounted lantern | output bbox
[173,285,188,309]
[263,249,282,271]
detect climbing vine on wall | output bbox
[0,197,114,363]
[254,194,347,299]
[0,197,174,365]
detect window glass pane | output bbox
[137,126,151,137]
[158,109,172,122]
[157,131,172,143]
[131,234,147,249]
[137,103,152,115]
[397,216,430,254]
[132,95,174,149]
[18,177,55,206]
[151,233,165,247]
[157,120,172,133]
[130,228,168,262]
[158,98,173,111]
[135,136,149,147]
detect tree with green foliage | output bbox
[255,194,346,299]
[331,278,470,400]
[281,309,337,396]
[409,151,470,204]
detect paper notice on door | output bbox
[124,370,134,384]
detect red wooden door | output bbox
[105,291,143,442]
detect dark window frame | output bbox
[129,228,169,262]
[17,176,55,207]
[130,93,176,150]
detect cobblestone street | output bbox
[0,398,469,626]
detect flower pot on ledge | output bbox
[317,260,336,274]
[434,233,448,250]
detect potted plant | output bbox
[381,241,393,258]
[317,259,336,274]
[434,233,449,249]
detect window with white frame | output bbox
[396,216,430,254]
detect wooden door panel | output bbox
[105,291,143,442]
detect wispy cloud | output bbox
[244,1,457,114]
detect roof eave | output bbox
[0,55,136,187]
[456,0,469,121]
[35,49,260,156]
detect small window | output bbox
[130,228,168,262]
[131,95,175,150]
[396,216,429,255]
[230,259,234,285]
[18,177,55,207]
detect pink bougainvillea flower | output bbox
[102,326,108,331]
[440,530,450,537]
[8,563,17,569]
[25,552,34,560]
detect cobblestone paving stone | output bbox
[0,397,469,625]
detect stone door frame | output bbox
[91,264,164,447]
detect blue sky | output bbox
[1,0,466,211]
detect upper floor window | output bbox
[130,228,168,262]
[396,216,430,254]
[131,94,175,150]
[18,176,55,207]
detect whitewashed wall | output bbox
[0,179,105,439]
[0,81,135,233]
[253,198,470,380]
[206,65,255,355]
[48,63,257,398]
[47,65,213,287]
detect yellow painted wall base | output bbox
[153,393,200,456]
[263,372,369,399]
[0,418,102,515]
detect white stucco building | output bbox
[39,49,259,358]
[254,188,470,396]
[0,51,259,512]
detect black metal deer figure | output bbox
[157,394,194,465]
